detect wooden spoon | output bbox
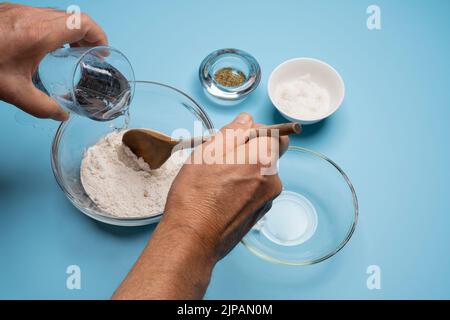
[122,122,301,169]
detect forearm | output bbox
[112,219,216,300]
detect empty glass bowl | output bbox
[199,48,261,105]
[242,146,358,265]
[51,81,214,226]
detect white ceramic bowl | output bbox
[268,58,345,125]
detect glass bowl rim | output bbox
[241,145,359,266]
[51,80,215,226]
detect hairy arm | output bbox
[113,113,289,300]
[113,221,215,299]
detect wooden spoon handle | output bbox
[181,122,301,148]
[253,122,301,137]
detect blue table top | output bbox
[1,0,449,299]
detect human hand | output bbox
[113,112,289,299]
[161,112,289,262]
[0,3,108,120]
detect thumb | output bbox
[217,112,254,148]
[10,81,69,121]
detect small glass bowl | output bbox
[199,48,261,105]
[242,146,358,266]
[51,81,214,226]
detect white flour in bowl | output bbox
[80,130,189,218]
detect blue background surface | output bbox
[0,0,449,299]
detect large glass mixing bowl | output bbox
[242,146,358,266]
[51,81,214,226]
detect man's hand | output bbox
[113,113,289,300]
[0,3,108,120]
[163,112,289,261]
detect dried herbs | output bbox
[214,67,246,87]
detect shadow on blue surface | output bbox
[54,193,154,241]
[94,220,156,237]
[61,198,155,237]
[206,244,346,299]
